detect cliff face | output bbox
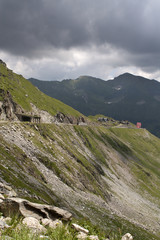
[0,121,160,239]
[0,90,23,121]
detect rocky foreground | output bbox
[0,121,160,239]
[0,182,133,240]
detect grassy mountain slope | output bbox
[29,73,160,137]
[0,61,81,117]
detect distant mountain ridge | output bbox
[29,73,160,137]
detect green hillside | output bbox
[0,60,81,117]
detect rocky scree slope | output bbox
[0,122,160,239]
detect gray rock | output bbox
[77,232,88,239]
[89,236,99,240]
[72,223,89,234]
[0,193,5,200]
[39,235,49,239]
[121,233,133,240]
[0,219,10,229]
[0,183,17,197]
[41,218,62,228]
[0,198,72,221]
[22,217,46,233]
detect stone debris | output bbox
[89,235,99,240]
[121,233,133,240]
[77,232,99,240]
[22,216,46,233]
[72,223,89,234]
[0,183,17,198]
[77,232,88,239]
[39,235,49,239]
[0,193,5,200]
[41,218,62,228]
[0,219,10,229]
[0,182,134,240]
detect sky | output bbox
[1,0,160,81]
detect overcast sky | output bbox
[1,0,160,81]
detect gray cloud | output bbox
[0,0,160,79]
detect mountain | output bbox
[0,59,83,123]
[29,73,160,137]
[1,61,160,239]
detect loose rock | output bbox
[77,232,88,239]
[121,233,133,240]
[41,218,62,228]
[0,193,5,200]
[22,217,46,233]
[72,223,89,234]
[0,219,10,229]
[89,235,99,240]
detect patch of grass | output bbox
[35,154,61,177]
[74,126,107,165]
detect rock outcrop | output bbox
[0,198,72,221]
[55,112,86,125]
[0,90,23,121]
[0,182,17,198]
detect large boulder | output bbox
[0,198,72,221]
[22,217,46,233]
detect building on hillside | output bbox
[136,122,142,128]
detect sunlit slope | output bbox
[0,62,81,117]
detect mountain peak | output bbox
[114,72,137,80]
[118,72,134,77]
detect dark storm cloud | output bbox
[0,0,91,56]
[0,0,160,71]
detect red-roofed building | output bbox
[136,122,142,128]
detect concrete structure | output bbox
[16,114,41,123]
